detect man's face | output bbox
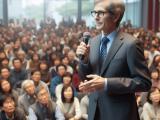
[37,89,49,105]
[24,82,35,95]
[2,98,15,114]
[13,60,22,69]
[58,66,66,76]
[93,2,115,33]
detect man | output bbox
[50,64,67,98]
[76,0,151,120]
[18,79,36,116]
[10,58,28,88]
[31,69,50,96]
[0,94,26,120]
[28,87,65,120]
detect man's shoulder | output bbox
[119,32,137,42]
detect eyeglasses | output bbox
[91,10,108,17]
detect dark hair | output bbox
[31,69,41,76]
[0,79,12,94]
[0,94,15,107]
[1,57,9,62]
[56,64,67,72]
[0,67,10,74]
[62,72,72,83]
[150,69,159,79]
[39,60,48,70]
[61,85,74,103]
[31,53,40,61]
[12,58,22,64]
[147,87,160,104]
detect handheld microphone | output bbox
[79,32,91,60]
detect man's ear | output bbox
[112,12,121,24]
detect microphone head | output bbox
[83,32,91,44]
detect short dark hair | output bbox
[12,58,22,64]
[61,85,74,103]
[0,94,15,107]
[56,64,67,72]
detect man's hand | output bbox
[79,74,106,93]
[76,42,90,62]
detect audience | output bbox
[0,18,160,119]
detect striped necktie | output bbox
[100,36,109,62]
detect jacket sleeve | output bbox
[107,40,151,94]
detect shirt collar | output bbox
[101,29,118,42]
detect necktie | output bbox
[100,36,109,62]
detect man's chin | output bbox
[96,26,102,31]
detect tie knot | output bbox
[102,36,109,43]
[102,36,109,44]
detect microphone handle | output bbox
[79,54,85,60]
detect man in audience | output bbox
[0,94,26,120]
[31,69,50,96]
[10,58,28,89]
[28,87,64,120]
[18,79,36,116]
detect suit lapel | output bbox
[91,34,102,74]
[100,32,124,75]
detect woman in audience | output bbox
[149,55,160,71]
[141,87,160,120]
[29,53,40,73]
[0,79,18,104]
[55,72,77,100]
[57,85,81,120]
[150,69,160,88]
[62,56,73,74]
[0,57,9,68]
[39,60,51,85]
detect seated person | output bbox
[50,64,67,98]
[18,79,36,116]
[55,72,77,100]
[0,94,26,120]
[31,69,50,97]
[28,87,65,120]
[57,85,81,120]
[80,95,89,120]
[141,87,160,120]
[0,79,18,104]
